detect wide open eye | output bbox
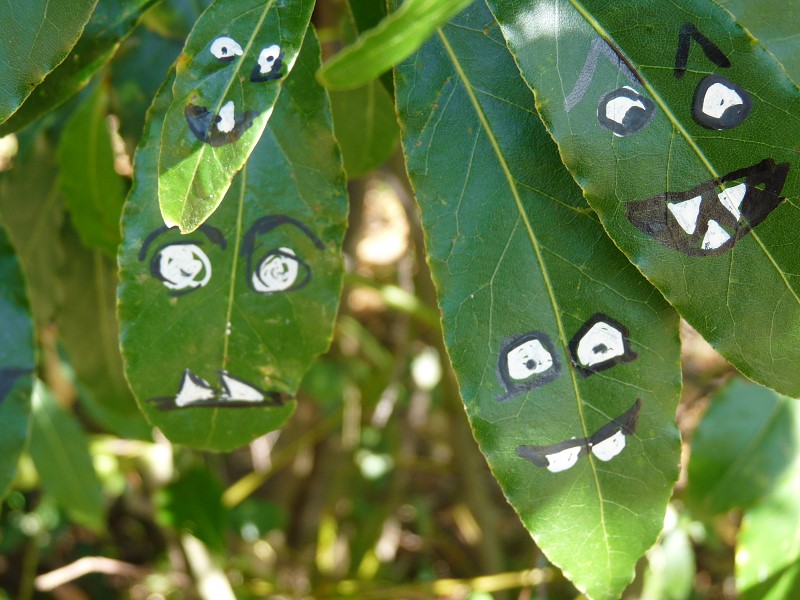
[251,247,310,293]
[496,331,560,402]
[151,243,212,292]
[210,36,243,62]
[251,44,284,82]
[597,86,655,137]
[692,74,752,130]
[568,313,637,376]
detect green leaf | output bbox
[58,81,127,257]
[318,0,474,91]
[29,380,105,532]
[158,0,315,233]
[394,3,681,599]
[0,0,158,136]
[687,378,800,516]
[142,0,214,40]
[0,225,36,501]
[489,0,800,398]
[737,462,800,599]
[0,0,99,125]
[119,27,347,451]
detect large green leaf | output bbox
[0,225,36,501]
[29,380,105,532]
[395,3,681,599]
[488,0,800,397]
[158,0,315,233]
[119,27,347,451]
[58,81,127,257]
[687,378,800,516]
[0,0,98,125]
[0,0,157,136]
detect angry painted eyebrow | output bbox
[674,23,731,79]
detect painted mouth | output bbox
[185,101,261,147]
[626,159,790,256]
[150,369,286,410]
[516,399,641,473]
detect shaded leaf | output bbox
[0,0,98,124]
[29,380,105,532]
[58,81,127,257]
[119,27,347,451]
[0,0,158,136]
[395,3,681,599]
[157,467,226,552]
[142,0,213,40]
[488,0,800,397]
[158,0,315,233]
[318,0,474,91]
[0,225,36,501]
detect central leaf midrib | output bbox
[435,24,611,551]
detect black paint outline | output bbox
[565,37,641,112]
[568,313,638,377]
[149,369,286,411]
[692,74,752,130]
[674,23,731,79]
[597,87,656,137]
[496,331,561,403]
[185,103,261,147]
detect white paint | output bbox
[575,321,625,367]
[506,338,553,380]
[718,183,747,220]
[605,87,645,125]
[545,445,582,473]
[591,430,627,461]
[158,244,211,290]
[256,44,281,75]
[701,219,731,250]
[252,247,299,292]
[210,36,243,60]
[175,370,216,407]
[219,372,264,402]
[216,101,236,133]
[667,195,702,235]
[701,82,744,119]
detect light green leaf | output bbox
[0,0,158,136]
[0,225,36,501]
[0,0,98,125]
[318,0,474,91]
[489,0,800,398]
[29,380,105,532]
[158,0,315,233]
[58,81,127,257]
[395,3,681,599]
[119,27,347,451]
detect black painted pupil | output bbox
[222,47,228,55]
[525,359,536,369]
[592,344,608,355]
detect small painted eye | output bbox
[210,36,243,62]
[597,86,655,137]
[568,314,637,376]
[590,430,627,461]
[251,44,285,82]
[152,243,212,292]
[506,337,554,380]
[251,247,309,293]
[496,332,561,402]
[692,74,752,130]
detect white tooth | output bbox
[701,219,732,250]
[667,195,702,235]
[175,370,216,407]
[219,372,264,402]
[591,430,627,461]
[545,446,582,472]
[217,101,236,133]
[718,183,747,220]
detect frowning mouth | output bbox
[516,399,641,473]
[626,159,790,256]
[185,101,261,147]
[150,369,286,410]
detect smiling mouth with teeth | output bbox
[626,159,790,256]
[185,101,261,148]
[150,369,286,410]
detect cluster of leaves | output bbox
[0,0,799,599]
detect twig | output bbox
[35,557,147,592]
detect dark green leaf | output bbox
[318,0,474,91]
[141,0,214,40]
[0,0,158,136]
[0,225,36,501]
[158,0,315,233]
[119,27,347,451]
[157,467,226,552]
[58,81,127,257]
[489,0,800,398]
[0,0,98,125]
[29,380,105,532]
[395,3,681,599]
[687,378,800,516]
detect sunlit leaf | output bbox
[0,0,98,125]
[489,0,800,398]
[0,0,158,136]
[119,28,347,451]
[158,0,315,233]
[395,3,681,599]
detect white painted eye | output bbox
[506,338,554,380]
[156,244,212,291]
[597,86,655,137]
[252,247,300,292]
[575,321,625,367]
[545,445,582,472]
[692,75,752,130]
[590,430,627,461]
[210,36,243,61]
[257,44,281,74]
[702,82,744,119]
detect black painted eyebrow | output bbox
[674,23,731,79]
[565,37,641,112]
[138,224,227,261]
[240,215,325,257]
